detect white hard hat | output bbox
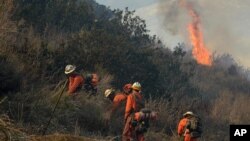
[183,111,194,117]
[132,82,141,91]
[104,89,114,98]
[65,65,76,74]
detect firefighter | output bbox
[104,84,132,119]
[122,82,145,141]
[178,111,202,141]
[104,84,132,135]
[104,88,127,113]
[64,64,84,95]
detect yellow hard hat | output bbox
[132,82,141,91]
[65,65,76,74]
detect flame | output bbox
[181,0,212,66]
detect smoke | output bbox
[159,0,189,35]
[159,0,250,68]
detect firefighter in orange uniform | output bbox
[104,84,132,117]
[178,111,198,141]
[64,65,84,95]
[104,89,126,113]
[104,84,132,135]
[122,82,145,141]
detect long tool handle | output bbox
[42,79,68,135]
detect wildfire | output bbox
[181,0,212,66]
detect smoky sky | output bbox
[159,0,250,68]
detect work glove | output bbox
[131,120,138,127]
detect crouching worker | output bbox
[103,86,130,134]
[64,64,84,96]
[84,73,99,95]
[103,84,131,121]
[104,88,128,115]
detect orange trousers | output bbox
[122,116,144,141]
[183,134,198,141]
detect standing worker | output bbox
[178,111,202,141]
[64,64,84,95]
[122,82,145,141]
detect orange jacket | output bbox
[178,118,197,141]
[111,93,127,112]
[68,74,84,94]
[113,93,127,105]
[124,92,143,121]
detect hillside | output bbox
[0,0,250,140]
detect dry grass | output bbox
[0,115,26,141]
[1,84,250,141]
[144,131,170,141]
[2,78,249,141]
[0,0,17,34]
[29,134,101,141]
[211,90,250,124]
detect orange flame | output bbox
[181,0,212,66]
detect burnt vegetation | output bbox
[0,0,250,140]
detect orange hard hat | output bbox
[123,83,132,93]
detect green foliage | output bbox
[12,0,94,32]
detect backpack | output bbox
[135,119,150,134]
[91,73,99,86]
[133,93,145,112]
[186,116,202,138]
[132,95,147,134]
[84,73,98,95]
[133,109,151,134]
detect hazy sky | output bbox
[95,0,250,69]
